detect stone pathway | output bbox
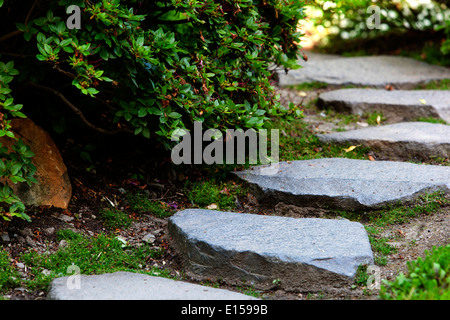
[47,271,257,300]
[316,122,450,160]
[47,52,450,300]
[234,158,450,210]
[278,53,450,88]
[317,89,450,123]
[168,209,373,292]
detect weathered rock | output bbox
[278,53,450,88]
[142,233,156,244]
[233,158,450,210]
[169,209,373,292]
[47,271,257,300]
[317,89,450,123]
[317,122,450,159]
[0,119,71,208]
[1,232,10,242]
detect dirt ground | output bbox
[0,86,448,300]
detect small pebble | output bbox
[142,234,156,244]
[1,233,11,242]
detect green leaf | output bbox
[134,127,143,135]
[22,150,35,158]
[142,127,150,139]
[43,43,53,54]
[36,54,47,61]
[137,108,147,117]
[10,163,22,176]
[60,38,73,47]
[36,32,46,43]
[11,111,27,118]
[86,87,99,96]
[168,112,182,119]
[0,88,11,95]
[3,98,13,107]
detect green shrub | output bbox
[0,0,306,221]
[438,19,450,55]
[380,244,450,300]
[307,0,450,61]
[308,0,449,42]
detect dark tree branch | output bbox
[25,0,39,25]
[0,30,22,43]
[0,1,38,43]
[27,82,131,136]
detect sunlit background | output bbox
[298,0,450,52]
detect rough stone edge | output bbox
[317,97,443,123]
[316,135,450,159]
[46,271,258,300]
[233,171,450,211]
[167,214,373,293]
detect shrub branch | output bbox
[28,82,122,135]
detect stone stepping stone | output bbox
[316,122,450,159]
[317,89,450,123]
[168,209,373,292]
[233,158,450,210]
[47,271,257,300]
[278,53,450,87]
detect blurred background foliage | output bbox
[301,0,450,66]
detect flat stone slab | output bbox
[47,271,257,300]
[317,122,450,159]
[317,89,450,123]
[168,209,373,291]
[233,158,450,210]
[278,53,450,88]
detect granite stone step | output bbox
[47,271,258,300]
[233,158,450,210]
[317,89,450,123]
[278,53,450,88]
[316,122,450,160]
[168,209,374,292]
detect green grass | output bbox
[99,207,133,229]
[185,179,247,210]
[267,118,370,162]
[334,191,449,265]
[0,248,21,295]
[336,191,449,228]
[126,192,174,217]
[380,244,450,300]
[287,81,329,91]
[367,192,449,228]
[19,232,169,291]
[415,117,448,125]
[354,264,370,287]
[365,111,386,126]
[415,79,450,90]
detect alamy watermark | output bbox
[66,5,82,30]
[66,264,81,290]
[65,4,381,30]
[367,5,381,30]
[366,265,381,290]
[170,121,280,175]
